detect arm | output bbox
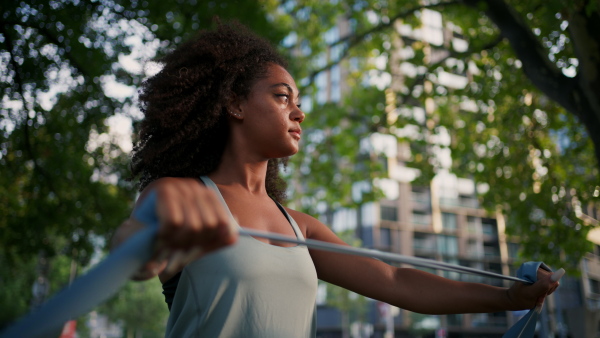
[111,177,237,282]
[288,209,558,314]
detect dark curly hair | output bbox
[131,21,288,202]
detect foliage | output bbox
[0,0,287,328]
[0,249,73,329]
[289,85,386,215]
[98,278,169,337]
[279,0,600,271]
[2,0,599,332]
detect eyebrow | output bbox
[270,83,300,98]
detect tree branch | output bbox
[461,0,579,116]
[305,1,461,86]
[2,21,91,79]
[0,24,59,195]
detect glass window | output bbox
[413,233,434,252]
[467,216,479,234]
[380,228,391,247]
[590,279,600,294]
[483,242,500,258]
[412,210,431,225]
[442,212,457,230]
[437,235,458,256]
[467,239,481,257]
[380,205,398,221]
[481,218,497,236]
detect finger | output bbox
[165,250,187,275]
[156,182,186,243]
[175,182,204,248]
[551,268,565,282]
[165,180,208,250]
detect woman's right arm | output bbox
[111,177,238,282]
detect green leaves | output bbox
[281,0,600,271]
[0,0,288,327]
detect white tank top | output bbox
[165,176,318,337]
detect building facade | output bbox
[305,7,600,338]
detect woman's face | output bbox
[233,63,305,159]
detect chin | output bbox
[268,146,298,159]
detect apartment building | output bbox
[306,8,598,338]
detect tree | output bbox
[280,0,599,270]
[98,278,169,338]
[0,0,288,326]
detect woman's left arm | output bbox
[288,209,558,315]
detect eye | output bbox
[275,94,289,101]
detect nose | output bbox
[291,105,305,123]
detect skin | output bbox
[112,63,559,315]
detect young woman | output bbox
[113,21,559,337]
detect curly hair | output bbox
[131,21,288,202]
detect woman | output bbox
[113,21,558,337]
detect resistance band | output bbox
[0,191,563,338]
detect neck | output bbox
[209,144,270,194]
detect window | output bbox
[458,194,478,208]
[442,212,457,231]
[467,239,481,257]
[481,218,497,236]
[467,216,479,234]
[442,258,460,280]
[483,242,500,258]
[412,210,431,225]
[590,279,600,294]
[380,205,398,221]
[411,188,429,204]
[380,228,391,247]
[437,235,458,256]
[413,233,434,252]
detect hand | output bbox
[135,177,238,277]
[506,267,560,310]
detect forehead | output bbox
[255,63,298,93]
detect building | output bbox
[300,7,599,338]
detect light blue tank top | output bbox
[165,176,318,337]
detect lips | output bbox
[289,128,302,139]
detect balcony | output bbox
[411,192,430,205]
[412,213,432,225]
[439,197,479,209]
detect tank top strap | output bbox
[273,200,305,241]
[199,176,304,241]
[199,176,238,226]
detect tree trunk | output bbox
[463,0,600,168]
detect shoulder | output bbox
[283,207,335,241]
[132,177,204,214]
[284,207,320,226]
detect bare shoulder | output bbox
[283,207,342,243]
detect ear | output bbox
[227,96,244,120]
[228,108,243,119]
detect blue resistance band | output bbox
[0,191,552,338]
[502,262,552,338]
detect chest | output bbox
[218,190,304,244]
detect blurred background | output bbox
[1,0,599,337]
